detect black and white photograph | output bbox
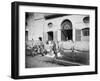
[11,1,97,79]
[25,12,90,68]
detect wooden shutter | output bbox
[75,29,81,41]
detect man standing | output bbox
[52,41,58,59]
[38,37,45,56]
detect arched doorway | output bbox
[61,20,73,41]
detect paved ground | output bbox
[25,53,83,68]
[59,50,89,65]
[25,49,89,68]
[25,55,62,68]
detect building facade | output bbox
[26,13,89,51]
[43,15,89,42]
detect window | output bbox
[82,28,89,36]
[83,16,89,24]
[48,22,53,28]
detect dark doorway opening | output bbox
[61,29,72,41]
[47,31,53,41]
[25,31,28,41]
[61,20,73,41]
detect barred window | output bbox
[82,28,89,36]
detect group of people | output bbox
[31,37,59,58]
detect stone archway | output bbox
[61,19,73,41]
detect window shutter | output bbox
[75,29,81,41]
